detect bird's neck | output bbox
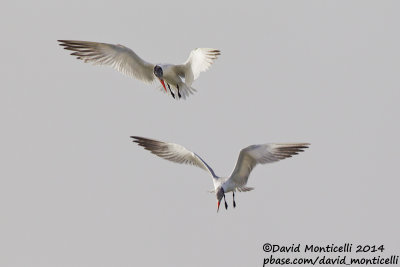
[213,177,227,190]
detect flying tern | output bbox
[131,136,310,212]
[58,40,220,99]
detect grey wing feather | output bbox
[172,48,220,86]
[58,40,155,83]
[229,143,310,187]
[185,48,221,81]
[131,136,218,178]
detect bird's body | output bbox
[155,64,194,98]
[131,136,310,211]
[58,40,220,99]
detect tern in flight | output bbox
[58,40,220,99]
[131,136,310,212]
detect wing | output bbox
[131,136,218,178]
[182,48,220,85]
[229,143,310,187]
[58,40,155,83]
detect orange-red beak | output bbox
[159,79,167,92]
[217,201,220,212]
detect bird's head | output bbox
[216,187,224,212]
[153,65,167,92]
[153,65,163,78]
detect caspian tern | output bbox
[131,136,310,212]
[58,40,220,99]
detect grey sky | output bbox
[1,1,399,266]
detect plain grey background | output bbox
[1,0,399,266]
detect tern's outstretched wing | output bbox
[58,40,155,83]
[176,48,220,86]
[131,136,218,178]
[229,143,310,187]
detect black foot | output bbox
[233,201,236,208]
[167,84,175,99]
[177,84,181,98]
[223,194,228,209]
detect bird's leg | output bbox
[176,84,182,98]
[167,83,175,99]
[224,194,228,210]
[233,191,236,208]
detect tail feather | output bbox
[156,82,196,100]
[236,187,254,192]
[209,187,254,194]
[178,82,196,100]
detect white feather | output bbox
[58,40,155,83]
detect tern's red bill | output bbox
[159,79,167,92]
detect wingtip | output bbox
[273,143,311,156]
[130,136,141,142]
[300,143,311,149]
[212,49,221,55]
[130,136,162,146]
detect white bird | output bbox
[131,136,310,212]
[58,40,220,99]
